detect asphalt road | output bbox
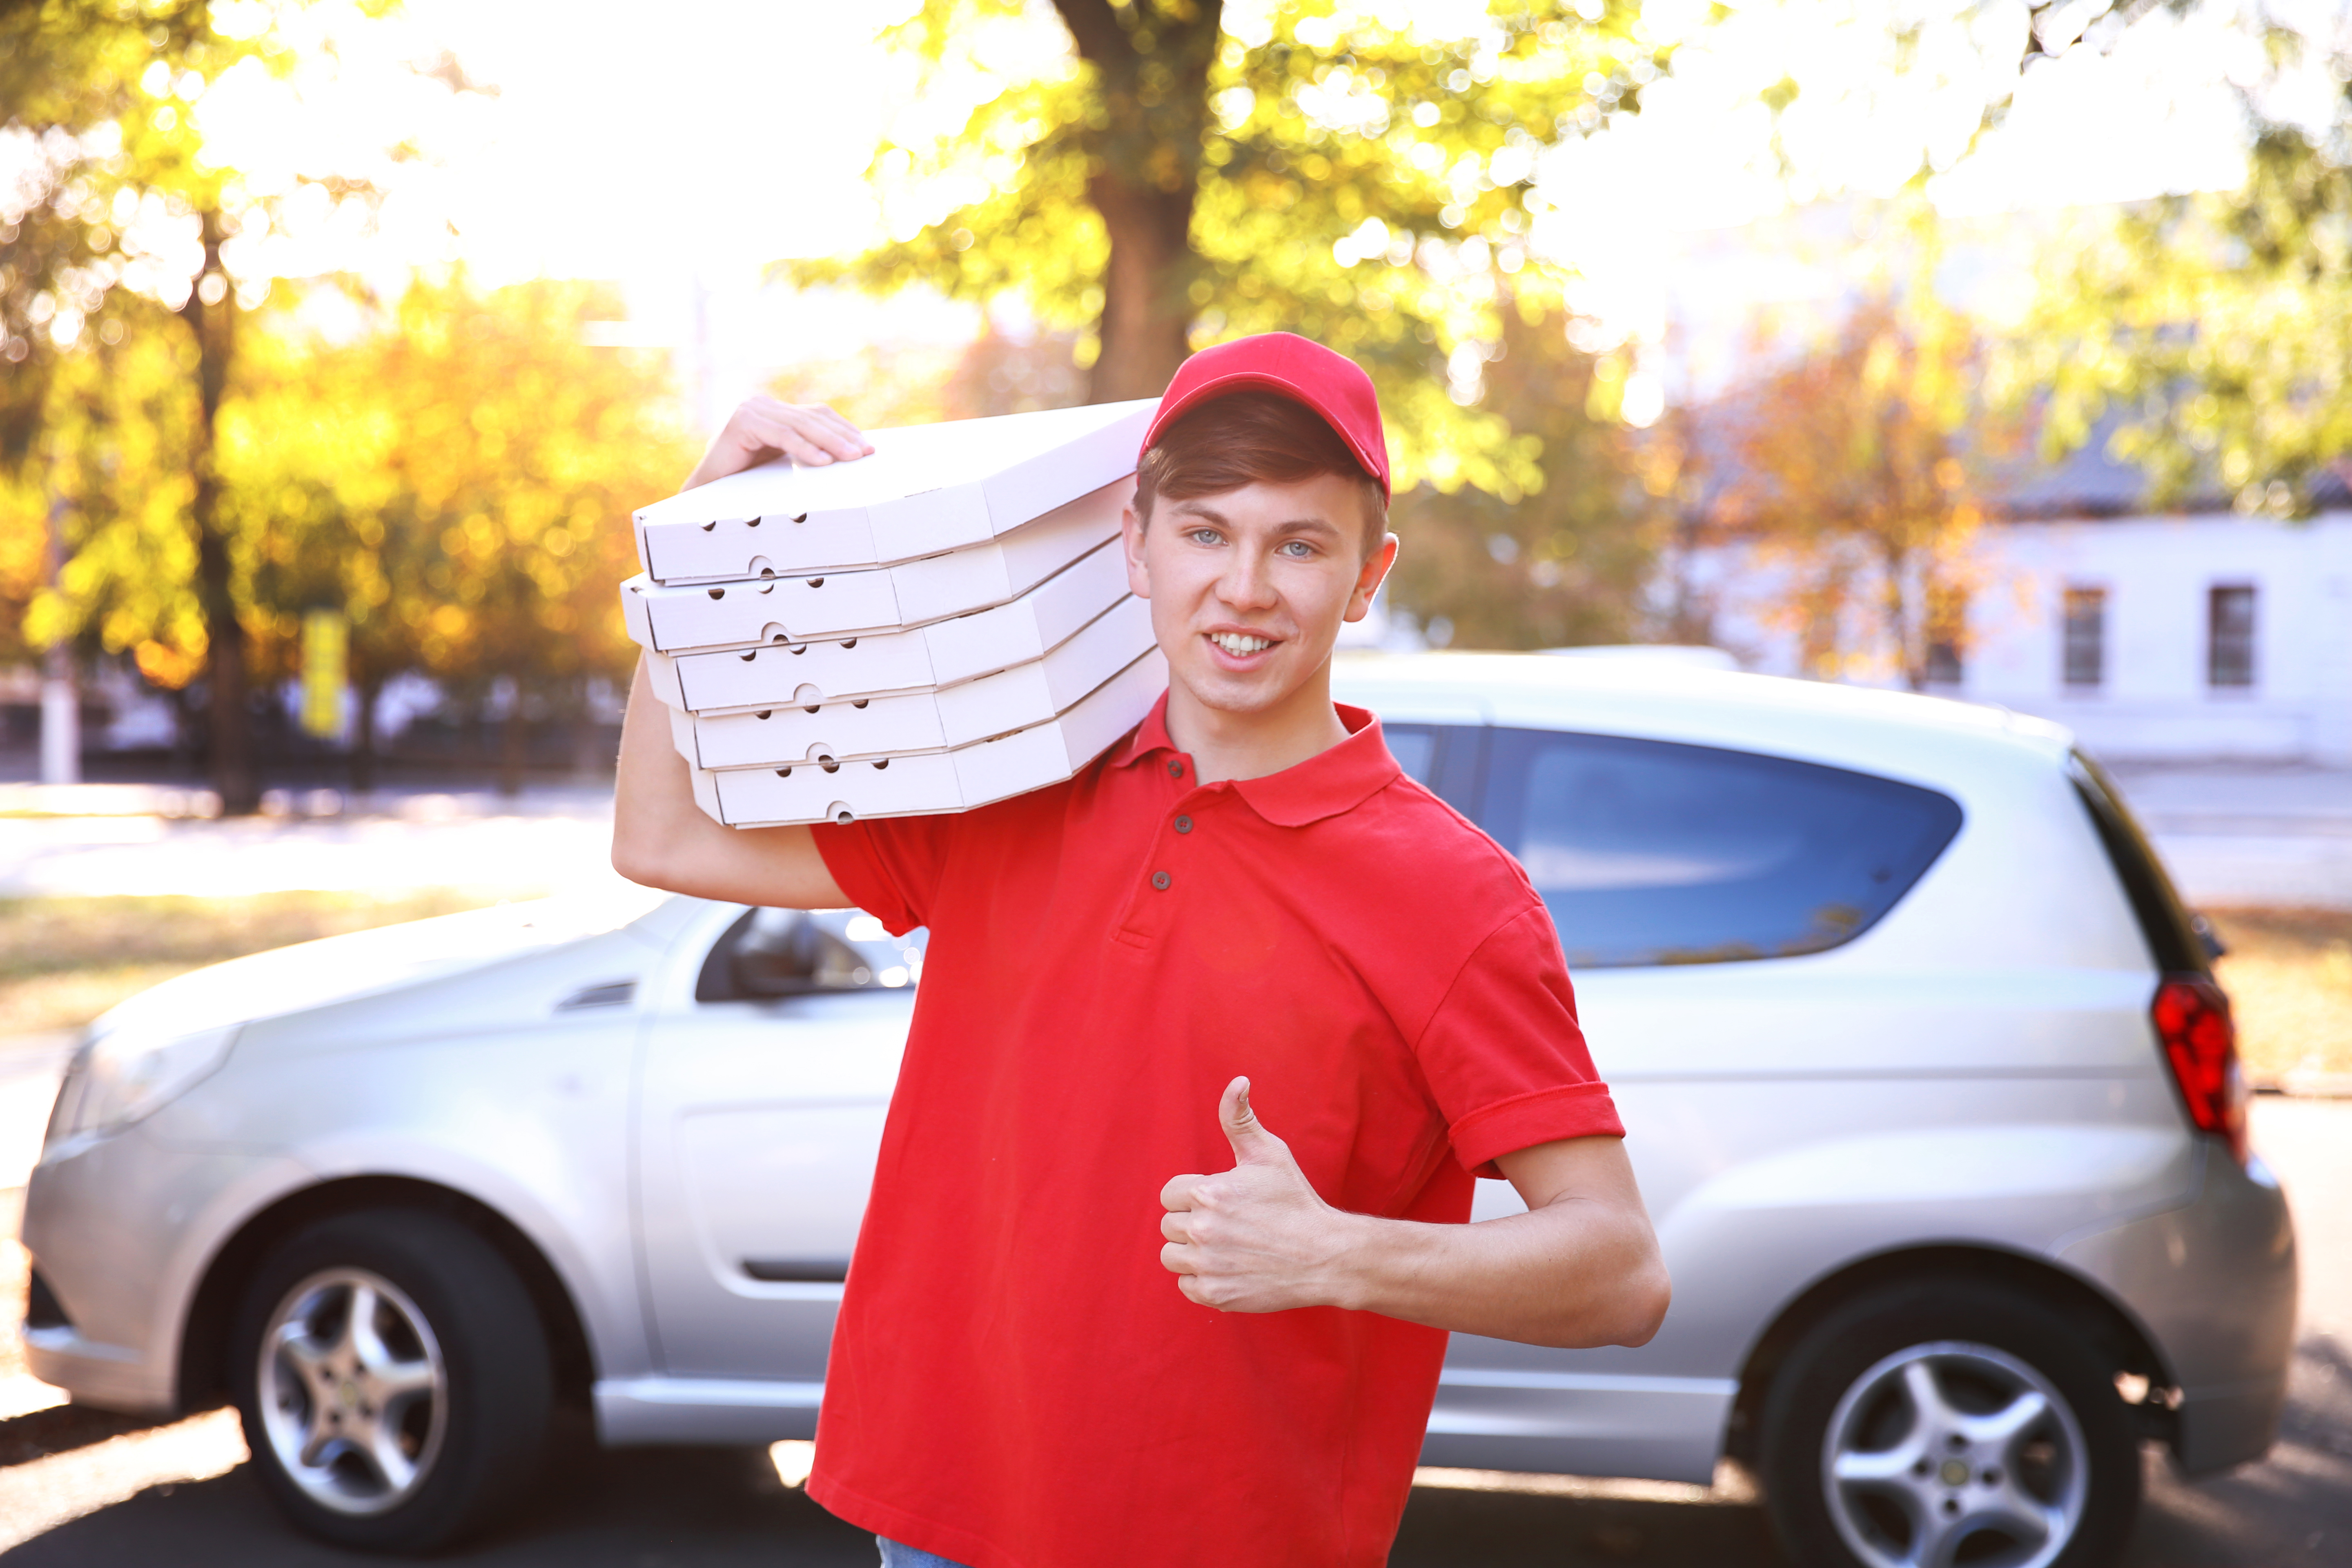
[0,1097,2343,1566]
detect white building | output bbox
[1682,512,2352,766]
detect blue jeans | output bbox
[878,1538,971,1568]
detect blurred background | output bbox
[0,3,2349,1556]
[3,0,2347,1076]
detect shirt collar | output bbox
[1112,691,1403,829]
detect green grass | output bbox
[0,890,508,1037]
[2208,908,2352,1085]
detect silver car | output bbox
[24,654,2298,1568]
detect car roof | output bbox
[1330,650,2077,790]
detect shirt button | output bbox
[1151,871,1172,891]
[1174,815,1194,834]
[1167,760,1185,779]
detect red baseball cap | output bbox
[1141,332,1391,499]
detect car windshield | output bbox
[1481,728,1964,968]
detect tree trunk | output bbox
[350,668,382,795]
[1051,0,1223,403]
[182,207,255,813]
[499,684,528,797]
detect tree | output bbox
[2020,122,2352,517]
[1384,291,1649,648]
[1704,287,1993,690]
[279,273,693,793]
[793,0,1670,503]
[2,0,405,809]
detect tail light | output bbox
[2152,976,2247,1164]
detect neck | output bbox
[1163,660,1352,785]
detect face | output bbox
[1123,474,1399,717]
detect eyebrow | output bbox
[1167,501,1345,540]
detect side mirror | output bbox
[2189,911,2227,963]
[729,909,872,998]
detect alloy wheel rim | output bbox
[256,1267,448,1516]
[1820,1339,2089,1568]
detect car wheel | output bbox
[1758,1280,2140,1568]
[231,1208,554,1552]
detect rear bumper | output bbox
[2059,1141,2298,1475]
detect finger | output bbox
[805,405,875,454]
[1220,1076,1282,1165]
[1160,1241,1197,1276]
[1160,1212,1191,1245]
[780,409,871,461]
[1159,1174,1203,1211]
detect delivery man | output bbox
[610,332,1670,1568]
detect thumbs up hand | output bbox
[1159,1077,1360,1313]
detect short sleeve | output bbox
[1416,903,1624,1178]
[811,815,960,936]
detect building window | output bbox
[2208,585,2256,688]
[2062,587,2106,688]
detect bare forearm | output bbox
[1320,1200,1669,1348]
[609,657,845,908]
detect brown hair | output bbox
[1134,390,1389,559]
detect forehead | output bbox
[1160,474,1361,530]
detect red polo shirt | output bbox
[805,696,1621,1568]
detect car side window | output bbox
[1379,722,1485,814]
[696,908,929,1002]
[1480,728,1964,968]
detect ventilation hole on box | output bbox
[794,684,822,706]
[840,639,856,649]
[758,583,775,594]
[793,513,809,524]
[746,516,762,528]
[775,766,792,778]
[853,699,869,709]
[739,651,756,662]
[806,577,824,588]
[700,521,716,532]
[760,568,775,578]
[804,705,820,715]
[831,804,853,824]
[785,640,804,652]
[754,710,771,721]
[706,588,725,600]
[820,757,840,773]
[873,758,890,771]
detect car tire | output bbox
[230,1207,555,1552]
[1757,1278,2140,1568]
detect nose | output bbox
[1216,542,1280,613]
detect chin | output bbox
[1172,658,1305,716]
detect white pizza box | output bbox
[686,647,1167,829]
[620,477,1129,655]
[633,399,1154,584]
[642,535,1131,715]
[669,595,1154,770]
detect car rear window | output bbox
[1480,728,1965,968]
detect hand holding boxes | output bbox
[620,399,1169,828]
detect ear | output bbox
[1121,502,1152,600]
[1343,533,1400,624]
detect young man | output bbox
[611,333,1670,1568]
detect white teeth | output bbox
[1212,633,1272,655]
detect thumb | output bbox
[1219,1076,1283,1165]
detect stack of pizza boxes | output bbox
[620,400,1168,828]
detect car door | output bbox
[635,905,924,1381]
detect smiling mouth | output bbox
[1209,631,1276,656]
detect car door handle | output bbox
[741,1257,849,1283]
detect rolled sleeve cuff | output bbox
[1449,1082,1626,1179]
[810,824,920,936]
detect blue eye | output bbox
[1188,528,1220,545]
